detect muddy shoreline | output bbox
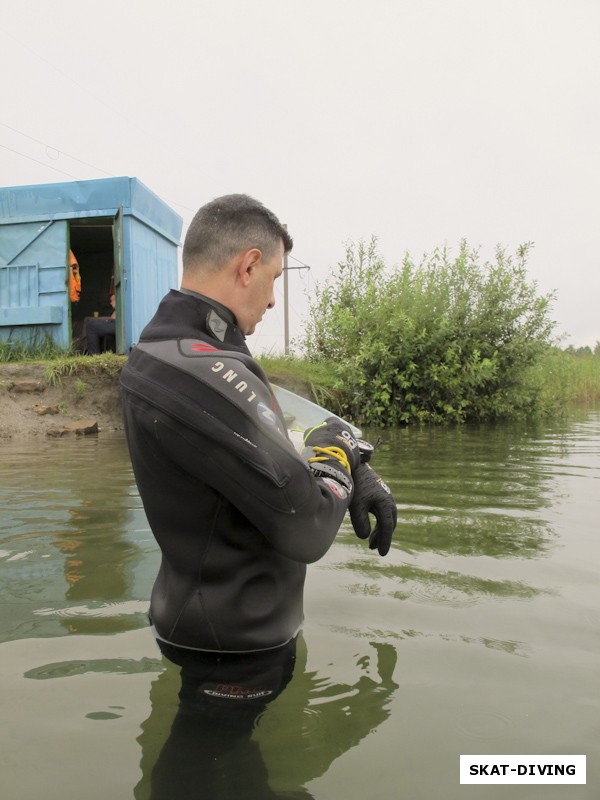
[0,362,124,440]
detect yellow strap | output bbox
[308,445,351,474]
[303,421,326,444]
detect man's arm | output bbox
[121,343,352,563]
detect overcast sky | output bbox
[2,0,599,352]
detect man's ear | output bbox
[237,248,263,287]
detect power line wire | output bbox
[0,31,311,259]
[0,120,112,176]
[0,26,196,212]
[0,142,79,180]
[0,137,316,270]
[0,122,196,214]
[288,254,311,268]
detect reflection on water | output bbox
[136,637,301,800]
[133,636,397,800]
[1,414,600,799]
[257,638,398,794]
[369,420,563,559]
[346,560,550,604]
[0,434,156,641]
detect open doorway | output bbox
[69,218,116,353]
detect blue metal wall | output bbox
[0,220,69,348]
[125,216,179,348]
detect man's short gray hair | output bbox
[183,194,293,272]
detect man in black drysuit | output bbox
[122,194,397,799]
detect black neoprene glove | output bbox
[303,418,361,498]
[349,463,397,556]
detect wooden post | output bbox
[283,243,289,355]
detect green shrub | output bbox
[304,239,558,425]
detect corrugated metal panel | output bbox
[0,306,62,325]
[0,177,132,222]
[0,219,69,348]
[0,221,53,267]
[126,216,179,346]
[0,177,182,244]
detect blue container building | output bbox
[0,177,182,353]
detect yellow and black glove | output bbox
[302,418,361,498]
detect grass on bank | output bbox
[256,355,348,415]
[535,348,600,408]
[42,352,127,386]
[0,339,126,385]
[0,336,63,363]
[2,340,599,420]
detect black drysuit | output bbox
[121,290,350,656]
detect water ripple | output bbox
[24,657,162,680]
[33,600,149,618]
[454,710,514,739]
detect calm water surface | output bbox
[1,414,599,799]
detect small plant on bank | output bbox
[74,378,88,400]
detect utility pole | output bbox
[282,225,310,355]
[283,244,290,355]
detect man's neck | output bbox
[177,288,237,325]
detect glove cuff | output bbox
[302,447,354,498]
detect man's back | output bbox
[121,289,347,654]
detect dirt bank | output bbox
[0,359,315,440]
[0,362,124,440]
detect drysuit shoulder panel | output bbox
[135,338,290,445]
